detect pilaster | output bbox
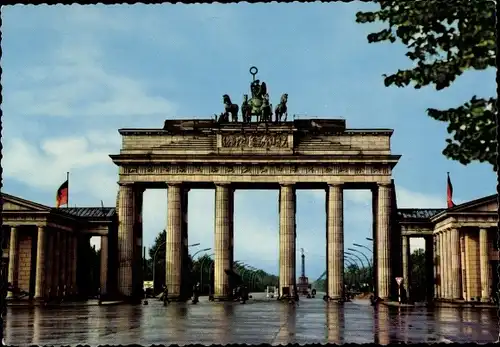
[214,183,234,300]
[326,183,343,300]
[376,183,391,300]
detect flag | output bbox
[56,180,69,208]
[447,172,455,208]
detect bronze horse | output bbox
[274,93,288,122]
[223,94,239,122]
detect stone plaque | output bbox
[221,134,288,148]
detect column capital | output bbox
[117,182,134,187]
[166,182,183,188]
[377,182,392,188]
[326,182,343,188]
[214,182,232,187]
[279,183,297,189]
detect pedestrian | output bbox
[163,285,170,306]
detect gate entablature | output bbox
[110,119,400,186]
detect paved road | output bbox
[4,293,498,345]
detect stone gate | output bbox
[110,117,401,301]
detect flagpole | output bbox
[67,171,70,208]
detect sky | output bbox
[1,3,497,280]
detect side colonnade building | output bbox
[397,194,498,303]
[1,193,116,301]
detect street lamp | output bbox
[152,239,201,294]
[352,243,373,254]
[192,248,211,259]
[345,251,366,268]
[348,248,371,267]
[366,237,373,241]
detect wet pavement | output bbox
[4,292,499,345]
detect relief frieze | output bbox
[221,134,288,148]
[122,163,391,176]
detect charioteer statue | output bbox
[215,66,289,124]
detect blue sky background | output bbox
[2,3,496,279]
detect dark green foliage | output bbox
[356,0,497,169]
[410,248,427,302]
[147,229,276,294]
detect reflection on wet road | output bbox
[5,294,498,345]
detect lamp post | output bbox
[152,239,201,294]
[192,248,211,259]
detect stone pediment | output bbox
[2,193,51,212]
[450,194,498,213]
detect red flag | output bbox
[447,172,455,208]
[56,180,68,208]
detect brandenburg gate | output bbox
[109,67,401,302]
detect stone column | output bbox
[376,183,392,300]
[450,228,461,299]
[446,230,453,299]
[34,226,47,299]
[45,231,54,298]
[479,228,490,302]
[117,183,135,297]
[65,234,73,294]
[402,235,410,299]
[214,183,234,300]
[59,232,67,296]
[326,184,343,300]
[279,184,296,298]
[460,234,467,300]
[371,187,378,297]
[166,183,183,299]
[433,235,438,299]
[436,233,441,299]
[100,235,109,297]
[71,234,78,295]
[52,230,61,296]
[425,236,434,301]
[7,226,19,297]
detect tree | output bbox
[410,248,427,302]
[356,1,497,170]
[149,230,166,293]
